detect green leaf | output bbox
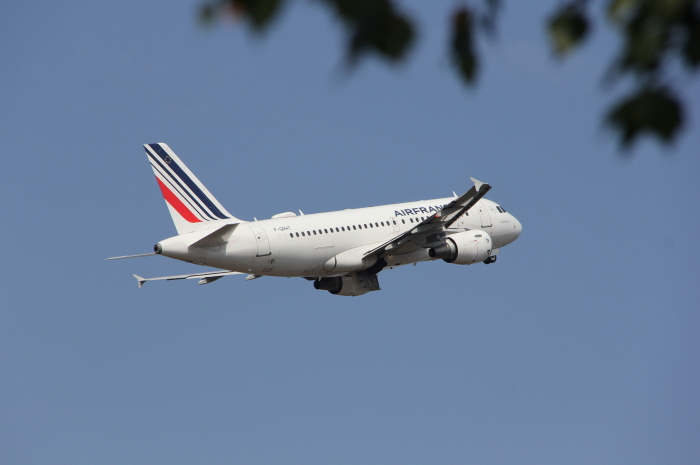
[606,86,684,147]
[547,3,590,56]
[348,11,414,62]
[450,7,478,84]
[607,0,641,24]
[321,0,414,64]
[681,4,700,68]
[233,0,284,31]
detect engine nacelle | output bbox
[428,230,492,265]
[314,276,343,293]
[313,271,380,296]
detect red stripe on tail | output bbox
[156,177,202,223]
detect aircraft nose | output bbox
[512,216,522,240]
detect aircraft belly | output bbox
[275,245,314,276]
[385,248,430,267]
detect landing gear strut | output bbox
[483,255,497,265]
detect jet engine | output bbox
[428,230,492,265]
[314,271,380,296]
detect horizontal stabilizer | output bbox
[104,253,156,260]
[134,274,147,288]
[133,270,242,287]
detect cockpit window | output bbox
[499,205,507,213]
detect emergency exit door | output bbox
[250,225,271,256]
[477,203,492,228]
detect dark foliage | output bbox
[451,8,478,84]
[607,86,683,147]
[547,1,590,55]
[199,0,700,151]
[320,0,415,64]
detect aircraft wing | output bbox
[364,177,491,257]
[133,270,243,288]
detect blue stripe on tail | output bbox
[145,148,217,220]
[148,144,230,220]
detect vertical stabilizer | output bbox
[144,143,240,234]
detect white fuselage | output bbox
[156,197,522,278]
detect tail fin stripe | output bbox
[148,144,230,220]
[142,142,241,235]
[155,177,202,223]
[146,150,218,221]
[150,160,210,221]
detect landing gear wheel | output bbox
[483,256,497,264]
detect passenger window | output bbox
[307,231,310,235]
[381,222,385,226]
[375,223,378,227]
[336,227,339,232]
[325,229,328,233]
[353,225,356,230]
[364,224,367,228]
[301,232,305,236]
[341,227,345,231]
[296,232,299,237]
[393,220,397,225]
[410,218,414,223]
[402,219,405,224]
[289,233,293,238]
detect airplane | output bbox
[106,143,522,296]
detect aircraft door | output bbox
[250,225,271,256]
[477,202,492,228]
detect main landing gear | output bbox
[483,255,497,265]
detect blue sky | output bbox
[1,1,698,464]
